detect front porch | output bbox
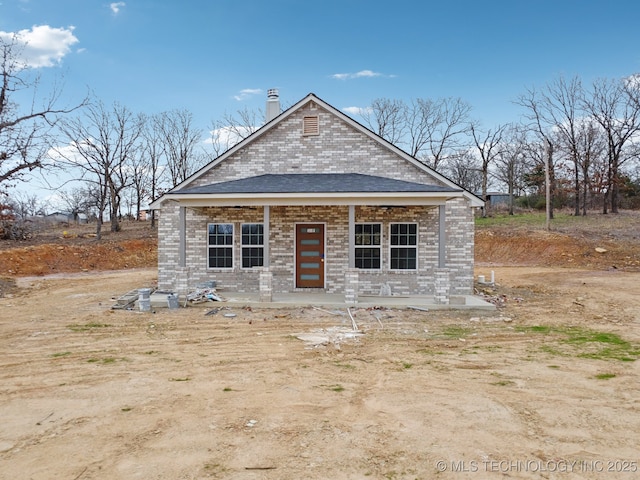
[204,290,496,310]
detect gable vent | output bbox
[303,115,319,136]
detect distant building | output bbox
[484,192,512,207]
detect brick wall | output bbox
[191,104,447,188]
[158,202,474,296]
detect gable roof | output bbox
[151,93,484,208]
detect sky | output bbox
[2,0,640,206]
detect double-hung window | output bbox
[390,223,417,270]
[208,223,233,268]
[355,223,381,269]
[241,223,264,268]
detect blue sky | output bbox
[2,0,640,204]
[3,0,640,130]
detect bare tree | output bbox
[360,96,472,171]
[471,123,506,217]
[444,151,483,193]
[535,76,586,215]
[125,142,149,222]
[7,190,45,219]
[516,87,559,219]
[583,76,640,213]
[55,101,144,238]
[423,97,473,170]
[0,36,86,193]
[156,109,205,186]
[59,187,93,222]
[360,98,407,144]
[142,114,167,227]
[208,107,261,158]
[575,119,606,214]
[494,125,530,215]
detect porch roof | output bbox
[160,173,463,207]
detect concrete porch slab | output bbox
[191,291,496,310]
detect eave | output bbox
[159,190,464,208]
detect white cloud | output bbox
[331,69,390,80]
[205,125,254,148]
[110,2,126,15]
[0,25,79,68]
[233,88,263,101]
[343,106,371,116]
[624,73,640,90]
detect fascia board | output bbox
[163,191,463,207]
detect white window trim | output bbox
[207,222,234,270]
[354,222,382,270]
[388,222,418,271]
[240,223,264,270]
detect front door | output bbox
[295,224,325,288]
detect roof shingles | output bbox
[174,173,460,195]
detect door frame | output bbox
[294,222,326,289]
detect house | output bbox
[150,90,484,304]
[484,192,512,207]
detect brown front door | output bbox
[295,224,325,288]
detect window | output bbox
[355,223,381,269]
[208,223,233,268]
[241,223,264,268]
[390,223,417,270]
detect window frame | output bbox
[240,223,264,269]
[354,222,382,270]
[389,222,418,270]
[207,223,234,269]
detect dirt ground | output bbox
[1,214,640,479]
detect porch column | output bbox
[345,268,359,304]
[259,267,273,302]
[263,205,270,267]
[438,204,446,268]
[179,206,186,267]
[348,205,355,268]
[434,267,451,305]
[175,266,191,299]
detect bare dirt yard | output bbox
[1,212,640,479]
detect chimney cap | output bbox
[267,88,279,99]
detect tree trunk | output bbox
[573,155,580,216]
[611,161,619,214]
[95,210,103,240]
[581,162,589,216]
[481,166,489,218]
[603,158,612,214]
[545,140,554,227]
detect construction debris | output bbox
[312,306,345,316]
[347,307,359,331]
[407,306,429,312]
[112,288,181,310]
[185,287,224,305]
[111,289,140,310]
[295,326,364,349]
[379,282,392,296]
